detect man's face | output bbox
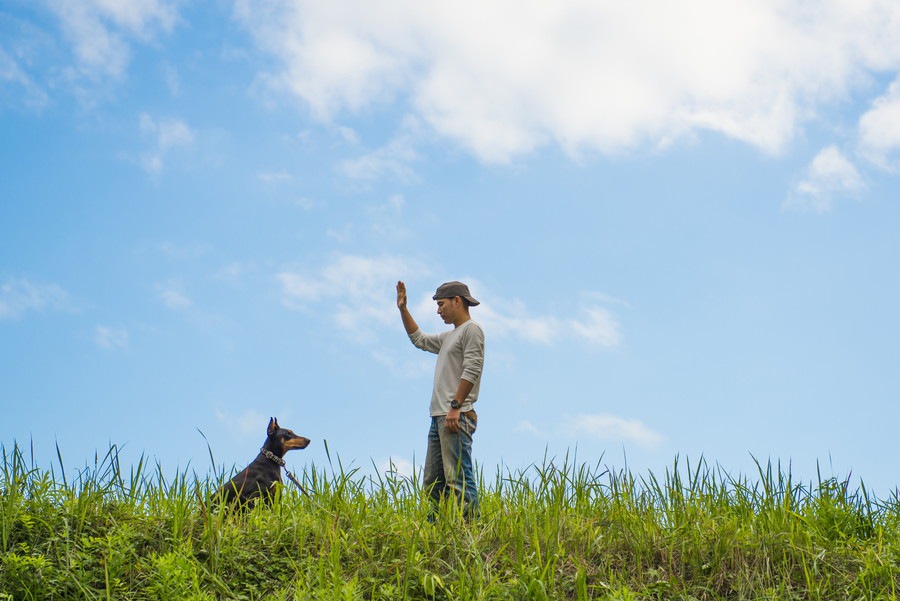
[436,297,459,324]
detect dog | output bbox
[216,416,311,505]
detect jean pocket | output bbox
[461,411,477,434]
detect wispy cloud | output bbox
[570,307,623,348]
[214,262,256,286]
[278,255,623,350]
[216,408,270,438]
[516,420,545,437]
[477,297,623,349]
[293,197,317,210]
[95,325,129,349]
[279,254,426,309]
[336,125,360,145]
[47,0,177,81]
[0,277,72,320]
[377,456,416,479]
[279,254,426,345]
[858,78,900,173]
[156,240,212,260]
[339,140,419,182]
[338,125,421,183]
[139,112,195,174]
[155,280,192,310]
[325,194,408,242]
[258,170,293,183]
[562,413,664,449]
[235,0,900,163]
[0,47,50,110]
[518,413,664,449]
[162,63,181,96]
[785,145,865,212]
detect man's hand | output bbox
[396,281,408,310]
[446,407,461,433]
[397,280,420,335]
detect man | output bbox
[397,280,485,519]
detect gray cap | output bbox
[433,281,480,306]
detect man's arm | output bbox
[397,280,420,335]
[445,378,475,433]
[454,379,475,403]
[445,325,483,433]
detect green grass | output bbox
[2,442,899,600]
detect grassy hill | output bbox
[2,443,898,600]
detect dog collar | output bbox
[260,447,286,466]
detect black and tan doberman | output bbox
[216,417,310,505]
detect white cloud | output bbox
[258,170,293,183]
[47,0,177,80]
[278,254,426,344]
[163,63,180,96]
[786,145,865,212]
[0,47,50,110]
[562,413,664,449]
[156,240,211,260]
[216,408,270,437]
[293,197,317,210]
[478,299,622,349]
[569,307,622,348]
[337,118,424,182]
[858,78,900,172]
[387,194,404,211]
[278,272,325,305]
[235,0,900,163]
[365,194,410,239]
[286,254,423,306]
[377,456,416,479]
[516,420,545,437]
[517,413,663,449]
[338,135,419,182]
[155,280,192,310]
[476,301,560,345]
[278,257,623,351]
[336,125,360,145]
[0,278,71,319]
[214,261,256,285]
[95,325,129,349]
[139,112,195,173]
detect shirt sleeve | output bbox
[409,328,443,354]
[460,323,485,384]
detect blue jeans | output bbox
[424,412,478,519]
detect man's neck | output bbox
[453,314,471,328]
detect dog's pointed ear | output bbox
[267,417,277,436]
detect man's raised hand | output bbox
[396,281,408,310]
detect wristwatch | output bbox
[450,399,461,410]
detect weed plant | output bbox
[2,442,899,600]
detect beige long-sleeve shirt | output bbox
[409,320,485,416]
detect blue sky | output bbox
[2,0,900,496]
